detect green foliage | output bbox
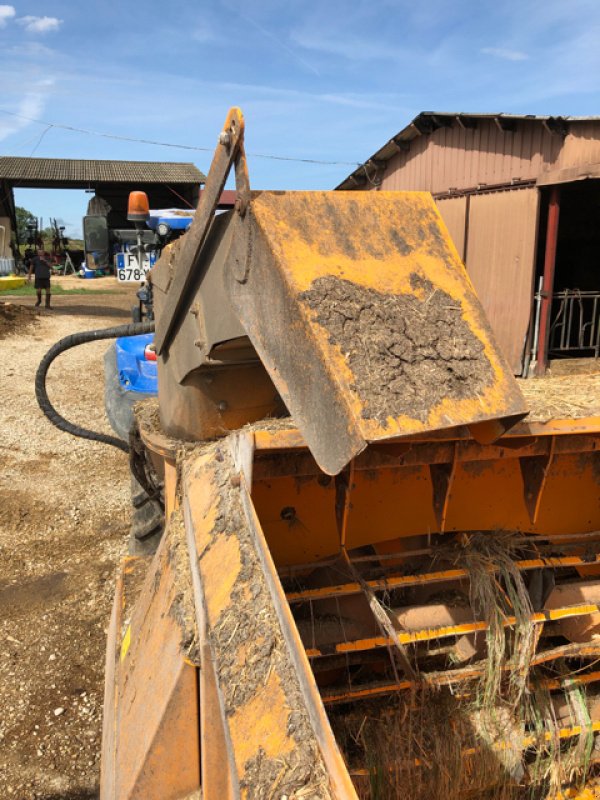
[0,283,116,296]
[15,206,37,244]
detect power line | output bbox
[29,124,53,156]
[0,107,361,168]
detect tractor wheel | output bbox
[129,473,164,555]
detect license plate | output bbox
[115,252,155,283]
[116,266,147,283]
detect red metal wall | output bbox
[378,119,600,196]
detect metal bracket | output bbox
[155,107,250,356]
[429,443,458,532]
[519,438,556,525]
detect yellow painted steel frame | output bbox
[100,533,201,800]
[111,412,599,799]
[181,433,358,800]
[250,417,600,568]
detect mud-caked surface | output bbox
[165,511,200,664]
[192,446,333,799]
[300,274,493,424]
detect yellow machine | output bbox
[100,109,600,799]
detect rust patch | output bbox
[300,275,493,425]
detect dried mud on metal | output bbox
[300,274,492,424]
[198,445,333,799]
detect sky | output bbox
[1,0,600,237]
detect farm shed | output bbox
[338,113,600,375]
[0,156,205,259]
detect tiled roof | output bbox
[0,157,205,184]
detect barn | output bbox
[338,113,600,375]
[0,156,205,269]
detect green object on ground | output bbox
[0,283,118,296]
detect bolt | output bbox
[230,475,241,488]
[194,339,203,348]
[218,131,231,146]
[217,401,228,412]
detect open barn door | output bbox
[464,188,539,374]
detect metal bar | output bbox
[433,178,536,201]
[254,432,600,481]
[305,601,600,657]
[536,186,561,374]
[548,290,600,354]
[183,500,240,800]
[200,642,237,800]
[596,297,600,358]
[287,554,599,604]
[559,295,568,349]
[155,108,246,355]
[278,532,600,578]
[530,276,544,368]
[321,670,600,706]
[422,640,600,686]
[337,461,355,550]
[567,292,575,348]
[340,547,416,680]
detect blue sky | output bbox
[2,0,600,237]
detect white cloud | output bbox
[0,90,46,142]
[481,46,529,62]
[291,27,400,62]
[0,5,15,27]
[17,15,62,34]
[6,40,56,57]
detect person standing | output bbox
[27,249,52,308]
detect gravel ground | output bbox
[0,286,137,799]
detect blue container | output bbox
[115,333,157,394]
[146,210,194,232]
[83,268,96,279]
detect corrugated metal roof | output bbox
[0,157,205,184]
[337,112,600,190]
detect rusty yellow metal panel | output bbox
[182,445,358,800]
[101,522,201,800]
[250,430,600,566]
[227,189,527,474]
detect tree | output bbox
[15,206,37,244]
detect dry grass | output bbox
[518,373,600,421]
[332,533,598,800]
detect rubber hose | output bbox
[35,320,155,453]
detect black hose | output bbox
[35,320,155,453]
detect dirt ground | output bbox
[0,278,138,799]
